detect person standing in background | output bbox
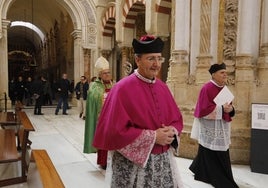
[83,56,114,169]
[32,75,44,115]
[25,76,33,106]
[75,76,89,120]
[189,63,238,188]
[8,77,16,105]
[41,76,53,105]
[93,35,184,187]
[55,73,71,115]
[15,76,25,104]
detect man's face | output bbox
[212,69,228,86]
[100,69,112,82]
[80,77,86,83]
[135,53,164,80]
[63,74,67,79]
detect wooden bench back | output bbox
[32,149,65,188]
[17,111,35,131]
[0,129,18,163]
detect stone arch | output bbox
[1,0,96,44]
[120,0,146,46]
[154,0,171,37]
[102,5,116,37]
[100,4,116,51]
[54,0,96,48]
[0,0,96,102]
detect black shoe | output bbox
[37,113,44,115]
[100,165,107,170]
[55,112,58,115]
[34,112,37,115]
[82,116,86,120]
[79,113,82,118]
[63,113,68,115]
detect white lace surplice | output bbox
[190,105,231,151]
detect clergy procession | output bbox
[2,0,268,187]
[80,35,237,187]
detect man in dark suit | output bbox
[32,75,44,115]
[55,73,71,115]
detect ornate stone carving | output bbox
[223,0,238,73]
[80,0,95,23]
[121,47,134,77]
[123,61,133,76]
[88,24,97,35]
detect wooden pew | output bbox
[0,111,35,186]
[0,128,28,186]
[31,149,65,188]
[0,129,18,162]
[15,101,24,112]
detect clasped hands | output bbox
[155,125,176,146]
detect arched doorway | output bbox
[0,0,97,107]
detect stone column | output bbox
[71,29,83,84]
[235,0,257,127]
[71,29,83,105]
[257,0,268,85]
[167,0,190,103]
[195,0,213,84]
[0,19,10,108]
[83,49,91,79]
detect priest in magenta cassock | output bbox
[93,35,184,187]
[83,56,113,169]
[189,63,239,188]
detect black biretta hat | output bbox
[209,63,226,75]
[132,35,164,54]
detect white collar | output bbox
[134,69,156,84]
[210,79,224,88]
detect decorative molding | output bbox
[170,50,188,65]
[80,0,96,23]
[236,54,254,68]
[186,74,196,85]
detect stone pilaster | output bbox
[235,54,254,118]
[199,0,212,55]
[70,29,82,106]
[83,49,91,79]
[257,43,268,85]
[166,50,191,109]
[195,0,213,84]
[0,19,11,109]
[257,0,268,86]
[71,29,82,84]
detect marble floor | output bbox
[1,107,268,188]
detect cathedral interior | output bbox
[1,0,268,166]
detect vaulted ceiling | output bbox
[7,0,68,52]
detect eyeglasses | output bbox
[145,56,165,64]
